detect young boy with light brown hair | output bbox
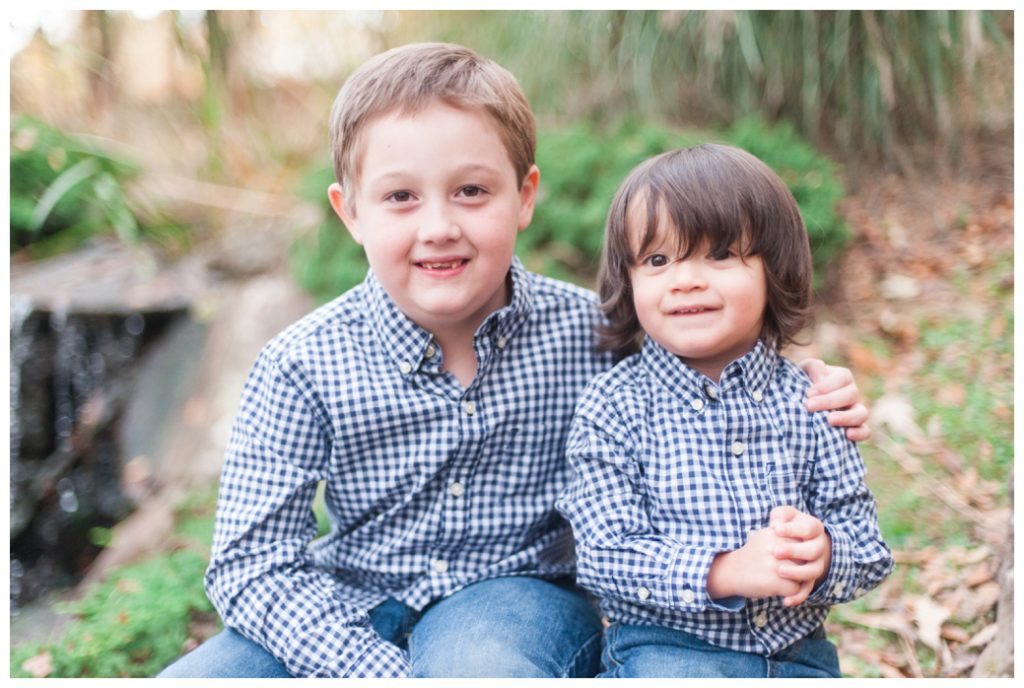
[159,43,869,678]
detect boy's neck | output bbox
[434,330,478,388]
[677,342,762,384]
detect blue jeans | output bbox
[157,575,602,678]
[600,622,841,678]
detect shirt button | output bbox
[731,441,746,456]
[637,586,651,600]
[432,559,449,573]
[691,398,705,412]
[496,336,507,349]
[449,481,464,497]
[752,390,764,402]
[463,401,476,415]
[754,612,768,628]
[681,589,695,604]
[704,385,718,400]
[425,344,437,359]
[398,361,412,374]
[834,581,845,595]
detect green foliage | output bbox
[290,118,847,301]
[9,115,190,259]
[9,492,219,678]
[726,117,850,275]
[289,164,369,304]
[529,118,847,288]
[391,10,1012,167]
[910,309,1013,486]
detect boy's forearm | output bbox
[706,550,740,599]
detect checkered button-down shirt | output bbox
[557,337,893,655]
[204,257,612,677]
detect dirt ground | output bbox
[808,161,1014,678]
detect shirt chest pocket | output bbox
[765,460,813,514]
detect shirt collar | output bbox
[363,255,534,373]
[641,336,777,410]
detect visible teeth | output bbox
[422,261,460,269]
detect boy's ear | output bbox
[516,165,541,232]
[327,182,363,245]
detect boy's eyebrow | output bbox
[366,163,507,186]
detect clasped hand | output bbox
[707,506,832,607]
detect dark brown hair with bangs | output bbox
[597,143,813,359]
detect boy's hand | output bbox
[769,506,833,607]
[707,528,802,601]
[799,358,871,442]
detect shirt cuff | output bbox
[628,545,728,612]
[806,522,854,605]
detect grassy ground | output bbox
[9,173,1013,679]
[811,173,1013,678]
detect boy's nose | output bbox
[669,259,708,291]
[417,202,462,243]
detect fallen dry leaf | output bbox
[964,562,993,588]
[967,623,999,648]
[21,651,53,678]
[880,663,907,679]
[935,382,966,407]
[872,395,924,442]
[961,545,992,566]
[115,577,143,594]
[880,273,922,300]
[914,595,952,652]
[846,341,884,374]
[941,625,971,644]
[954,581,1001,622]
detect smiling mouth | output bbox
[417,259,468,270]
[672,306,716,315]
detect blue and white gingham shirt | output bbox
[204,256,612,677]
[557,337,893,656]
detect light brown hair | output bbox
[328,42,536,210]
[598,144,813,359]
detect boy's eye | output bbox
[385,190,414,203]
[457,185,486,198]
[643,254,670,268]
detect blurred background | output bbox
[7,10,1014,678]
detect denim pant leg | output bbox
[601,622,841,678]
[155,627,293,678]
[408,575,603,678]
[155,599,416,678]
[768,625,842,678]
[601,622,765,678]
